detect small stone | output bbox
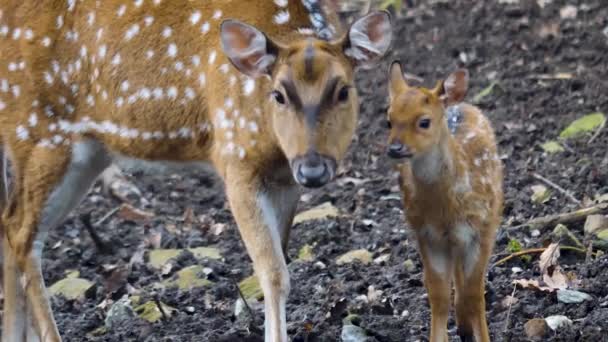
[511,267,523,274]
[105,295,135,329]
[341,324,368,342]
[403,259,416,273]
[293,202,340,225]
[336,249,372,265]
[373,253,391,264]
[540,141,565,154]
[314,261,327,269]
[524,318,547,340]
[531,229,541,237]
[185,306,195,313]
[545,315,572,331]
[234,297,263,321]
[557,289,593,304]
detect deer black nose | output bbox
[387,142,412,159]
[293,153,336,188]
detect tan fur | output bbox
[0,1,391,341]
[387,63,503,342]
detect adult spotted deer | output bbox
[385,62,503,342]
[0,1,392,341]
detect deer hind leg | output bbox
[4,139,110,342]
[416,233,454,342]
[224,166,299,342]
[453,224,492,342]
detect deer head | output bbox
[220,11,392,188]
[386,61,470,160]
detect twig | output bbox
[492,246,595,268]
[153,293,169,322]
[94,205,121,226]
[234,280,255,320]
[502,284,517,333]
[81,213,113,254]
[531,173,581,206]
[588,119,606,145]
[508,203,608,230]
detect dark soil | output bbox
[5,0,608,341]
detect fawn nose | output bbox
[293,153,336,188]
[387,142,412,159]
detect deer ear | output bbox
[389,61,407,100]
[440,69,469,106]
[344,11,393,67]
[220,20,280,78]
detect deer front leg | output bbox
[416,232,454,342]
[224,165,297,342]
[453,226,493,342]
[4,140,110,342]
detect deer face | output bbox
[221,12,392,188]
[386,62,469,160]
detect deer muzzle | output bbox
[291,152,337,188]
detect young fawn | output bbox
[385,62,503,342]
[0,1,392,341]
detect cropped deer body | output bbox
[385,63,503,342]
[0,1,392,341]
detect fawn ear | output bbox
[389,61,407,100]
[344,11,393,67]
[220,20,280,78]
[439,69,469,106]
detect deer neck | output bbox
[411,126,457,186]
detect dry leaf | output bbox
[539,243,560,274]
[118,203,154,222]
[543,269,568,290]
[513,279,554,293]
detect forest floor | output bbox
[3,0,608,341]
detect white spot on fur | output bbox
[190,11,202,25]
[125,24,140,41]
[16,125,29,140]
[274,11,290,25]
[117,4,127,17]
[87,12,96,26]
[56,16,64,28]
[243,78,256,96]
[274,0,288,6]
[144,16,154,27]
[208,50,217,64]
[111,53,121,65]
[24,28,34,40]
[146,50,155,59]
[198,73,206,87]
[213,10,222,20]
[162,26,172,38]
[201,22,210,34]
[167,43,178,57]
[167,86,178,99]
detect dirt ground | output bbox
[4,0,608,341]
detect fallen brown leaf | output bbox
[118,204,154,222]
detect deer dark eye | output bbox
[271,90,285,105]
[337,86,350,102]
[418,118,431,129]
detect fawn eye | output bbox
[418,118,431,129]
[271,90,286,105]
[337,86,350,102]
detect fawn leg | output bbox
[263,170,299,261]
[2,235,28,342]
[224,165,297,342]
[416,233,453,342]
[6,139,110,341]
[453,226,493,342]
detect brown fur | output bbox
[0,1,392,341]
[387,62,503,342]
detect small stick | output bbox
[508,203,608,230]
[153,293,169,322]
[81,213,112,254]
[93,205,121,226]
[234,279,255,320]
[531,173,581,206]
[492,246,593,268]
[502,284,517,333]
[588,119,606,145]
